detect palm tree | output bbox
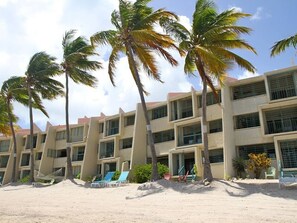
[175,0,256,181]
[61,30,102,179]
[271,33,297,56]
[0,96,14,136]
[24,52,63,182]
[91,0,182,181]
[1,76,27,182]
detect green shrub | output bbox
[112,170,121,180]
[19,175,30,183]
[75,173,81,179]
[132,163,169,183]
[232,157,246,178]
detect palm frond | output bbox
[271,33,297,56]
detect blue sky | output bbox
[0,0,296,130]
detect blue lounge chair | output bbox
[91,171,115,188]
[107,171,129,187]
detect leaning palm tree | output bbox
[61,30,102,179]
[24,52,63,182]
[0,96,14,136]
[172,0,256,181]
[271,33,297,56]
[91,0,181,181]
[1,76,27,182]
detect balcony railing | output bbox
[179,134,202,146]
[270,88,296,100]
[72,154,84,161]
[266,118,297,134]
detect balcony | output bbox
[99,141,115,159]
[265,106,297,134]
[178,124,202,147]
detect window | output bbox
[0,171,4,183]
[265,107,297,134]
[180,98,193,118]
[99,123,104,133]
[269,73,296,100]
[125,115,135,126]
[71,126,84,142]
[153,129,174,144]
[198,91,221,107]
[21,153,30,166]
[280,140,297,168]
[56,149,67,158]
[235,113,260,129]
[170,97,192,121]
[147,156,168,166]
[56,131,66,140]
[0,155,9,168]
[41,134,46,143]
[152,106,167,120]
[0,140,10,152]
[104,162,116,176]
[238,143,275,160]
[99,141,114,159]
[120,138,133,149]
[35,152,42,160]
[25,134,37,149]
[47,149,66,158]
[179,124,202,146]
[72,166,81,177]
[72,146,85,161]
[203,149,224,163]
[209,119,223,133]
[233,81,266,100]
[106,119,119,136]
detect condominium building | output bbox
[0,66,297,184]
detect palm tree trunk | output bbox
[28,86,35,183]
[201,79,213,182]
[195,59,213,182]
[65,71,73,179]
[126,44,159,181]
[7,100,17,183]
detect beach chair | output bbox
[91,171,115,188]
[265,167,276,179]
[107,171,129,187]
[278,160,297,189]
[178,170,189,182]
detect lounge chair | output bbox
[107,171,129,187]
[278,161,297,188]
[265,167,276,179]
[178,171,189,182]
[91,171,115,188]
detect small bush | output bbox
[232,157,246,178]
[112,170,121,180]
[19,175,30,183]
[75,173,81,179]
[132,163,169,183]
[247,153,271,179]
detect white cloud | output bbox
[250,7,263,21]
[0,0,193,130]
[229,6,242,13]
[178,15,192,31]
[237,70,260,80]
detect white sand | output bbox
[0,179,296,223]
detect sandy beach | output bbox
[0,179,296,223]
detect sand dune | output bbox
[0,179,296,223]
